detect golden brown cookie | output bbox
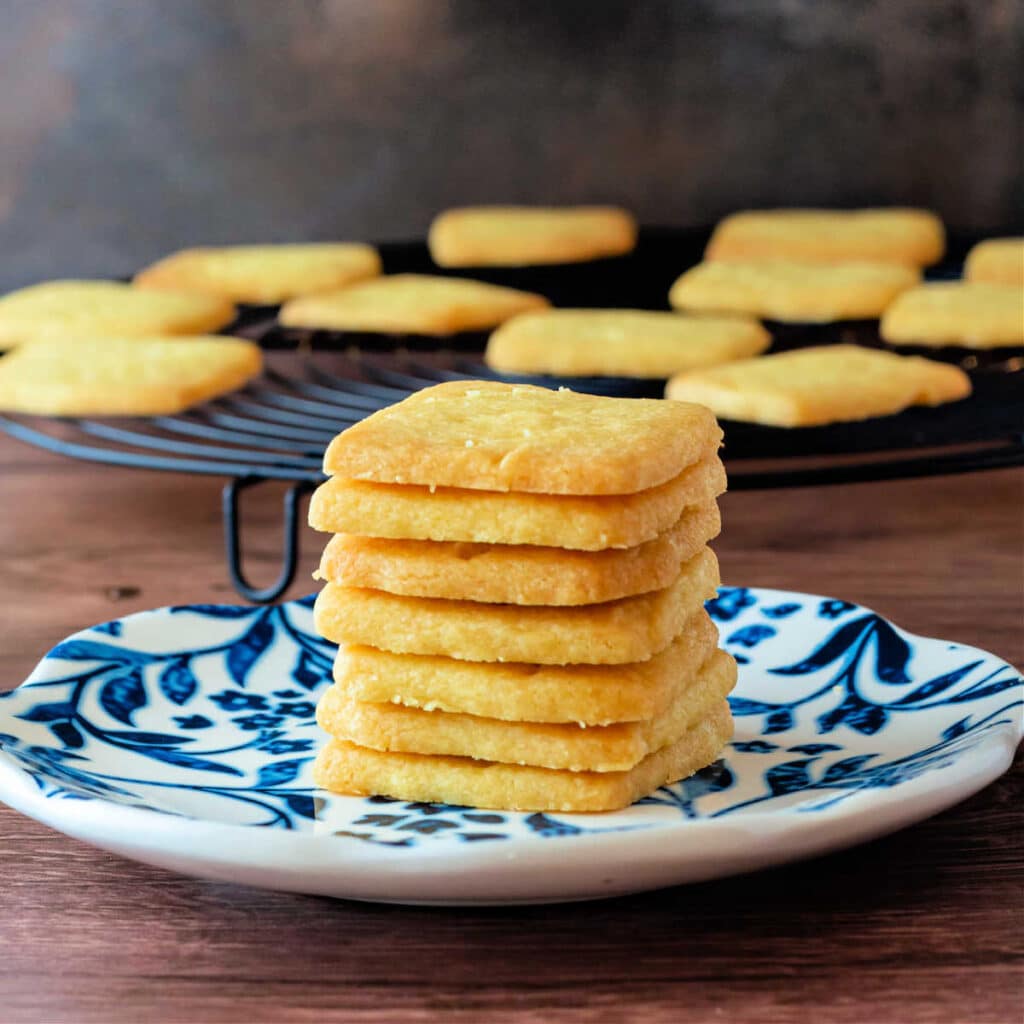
[881,282,1024,348]
[332,610,721,725]
[315,501,720,605]
[0,335,264,416]
[705,208,945,266]
[320,379,721,495]
[313,701,734,812]
[428,206,637,267]
[0,280,235,349]
[313,547,720,665]
[134,243,382,303]
[666,344,970,427]
[964,238,1024,287]
[309,455,725,551]
[484,309,771,378]
[278,274,548,335]
[318,649,736,772]
[668,261,920,322]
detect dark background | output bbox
[1,0,1021,290]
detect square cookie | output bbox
[313,547,720,665]
[964,238,1024,287]
[333,610,721,725]
[308,455,725,551]
[485,309,770,378]
[278,274,548,335]
[669,261,920,322]
[134,243,381,304]
[320,379,721,495]
[313,702,733,812]
[881,282,1024,348]
[666,345,970,427]
[705,208,945,266]
[428,206,637,267]
[0,335,263,416]
[315,501,721,605]
[0,280,235,349]
[319,649,736,772]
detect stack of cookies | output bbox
[308,380,735,813]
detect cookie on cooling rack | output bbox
[964,238,1024,287]
[134,243,382,304]
[278,274,548,336]
[428,206,637,267]
[665,344,971,427]
[484,309,770,378]
[881,282,1024,349]
[668,260,920,323]
[312,547,719,666]
[318,647,735,772]
[314,501,720,605]
[331,610,720,725]
[0,280,235,349]
[313,702,733,813]
[0,335,263,416]
[705,208,945,267]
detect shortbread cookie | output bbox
[428,206,637,267]
[668,261,920,322]
[706,208,945,267]
[333,610,720,724]
[485,309,771,378]
[964,238,1024,287]
[314,547,720,665]
[309,455,725,550]
[666,345,970,427]
[134,243,381,303]
[278,274,548,335]
[0,280,235,349]
[321,379,721,494]
[0,335,263,416]
[319,649,736,772]
[313,701,734,812]
[315,501,720,605]
[881,282,1024,348]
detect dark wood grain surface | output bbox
[1,435,1021,1024]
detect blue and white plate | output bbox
[0,588,1020,905]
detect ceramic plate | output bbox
[0,588,1020,905]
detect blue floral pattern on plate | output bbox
[0,587,1019,855]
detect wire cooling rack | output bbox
[1,229,1021,602]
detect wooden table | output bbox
[1,435,1021,1024]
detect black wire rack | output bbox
[1,229,1021,603]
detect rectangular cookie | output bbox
[309,455,725,551]
[0,280,235,349]
[134,243,381,304]
[964,238,1024,287]
[315,501,720,605]
[333,610,721,725]
[665,345,970,427]
[669,261,920,322]
[881,282,1024,348]
[320,379,721,495]
[313,701,734,812]
[428,206,637,267]
[318,649,736,772]
[313,547,720,665]
[278,274,548,335]
[705,208,945,266]
[484,309,770,378]
[0,335,264,416]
